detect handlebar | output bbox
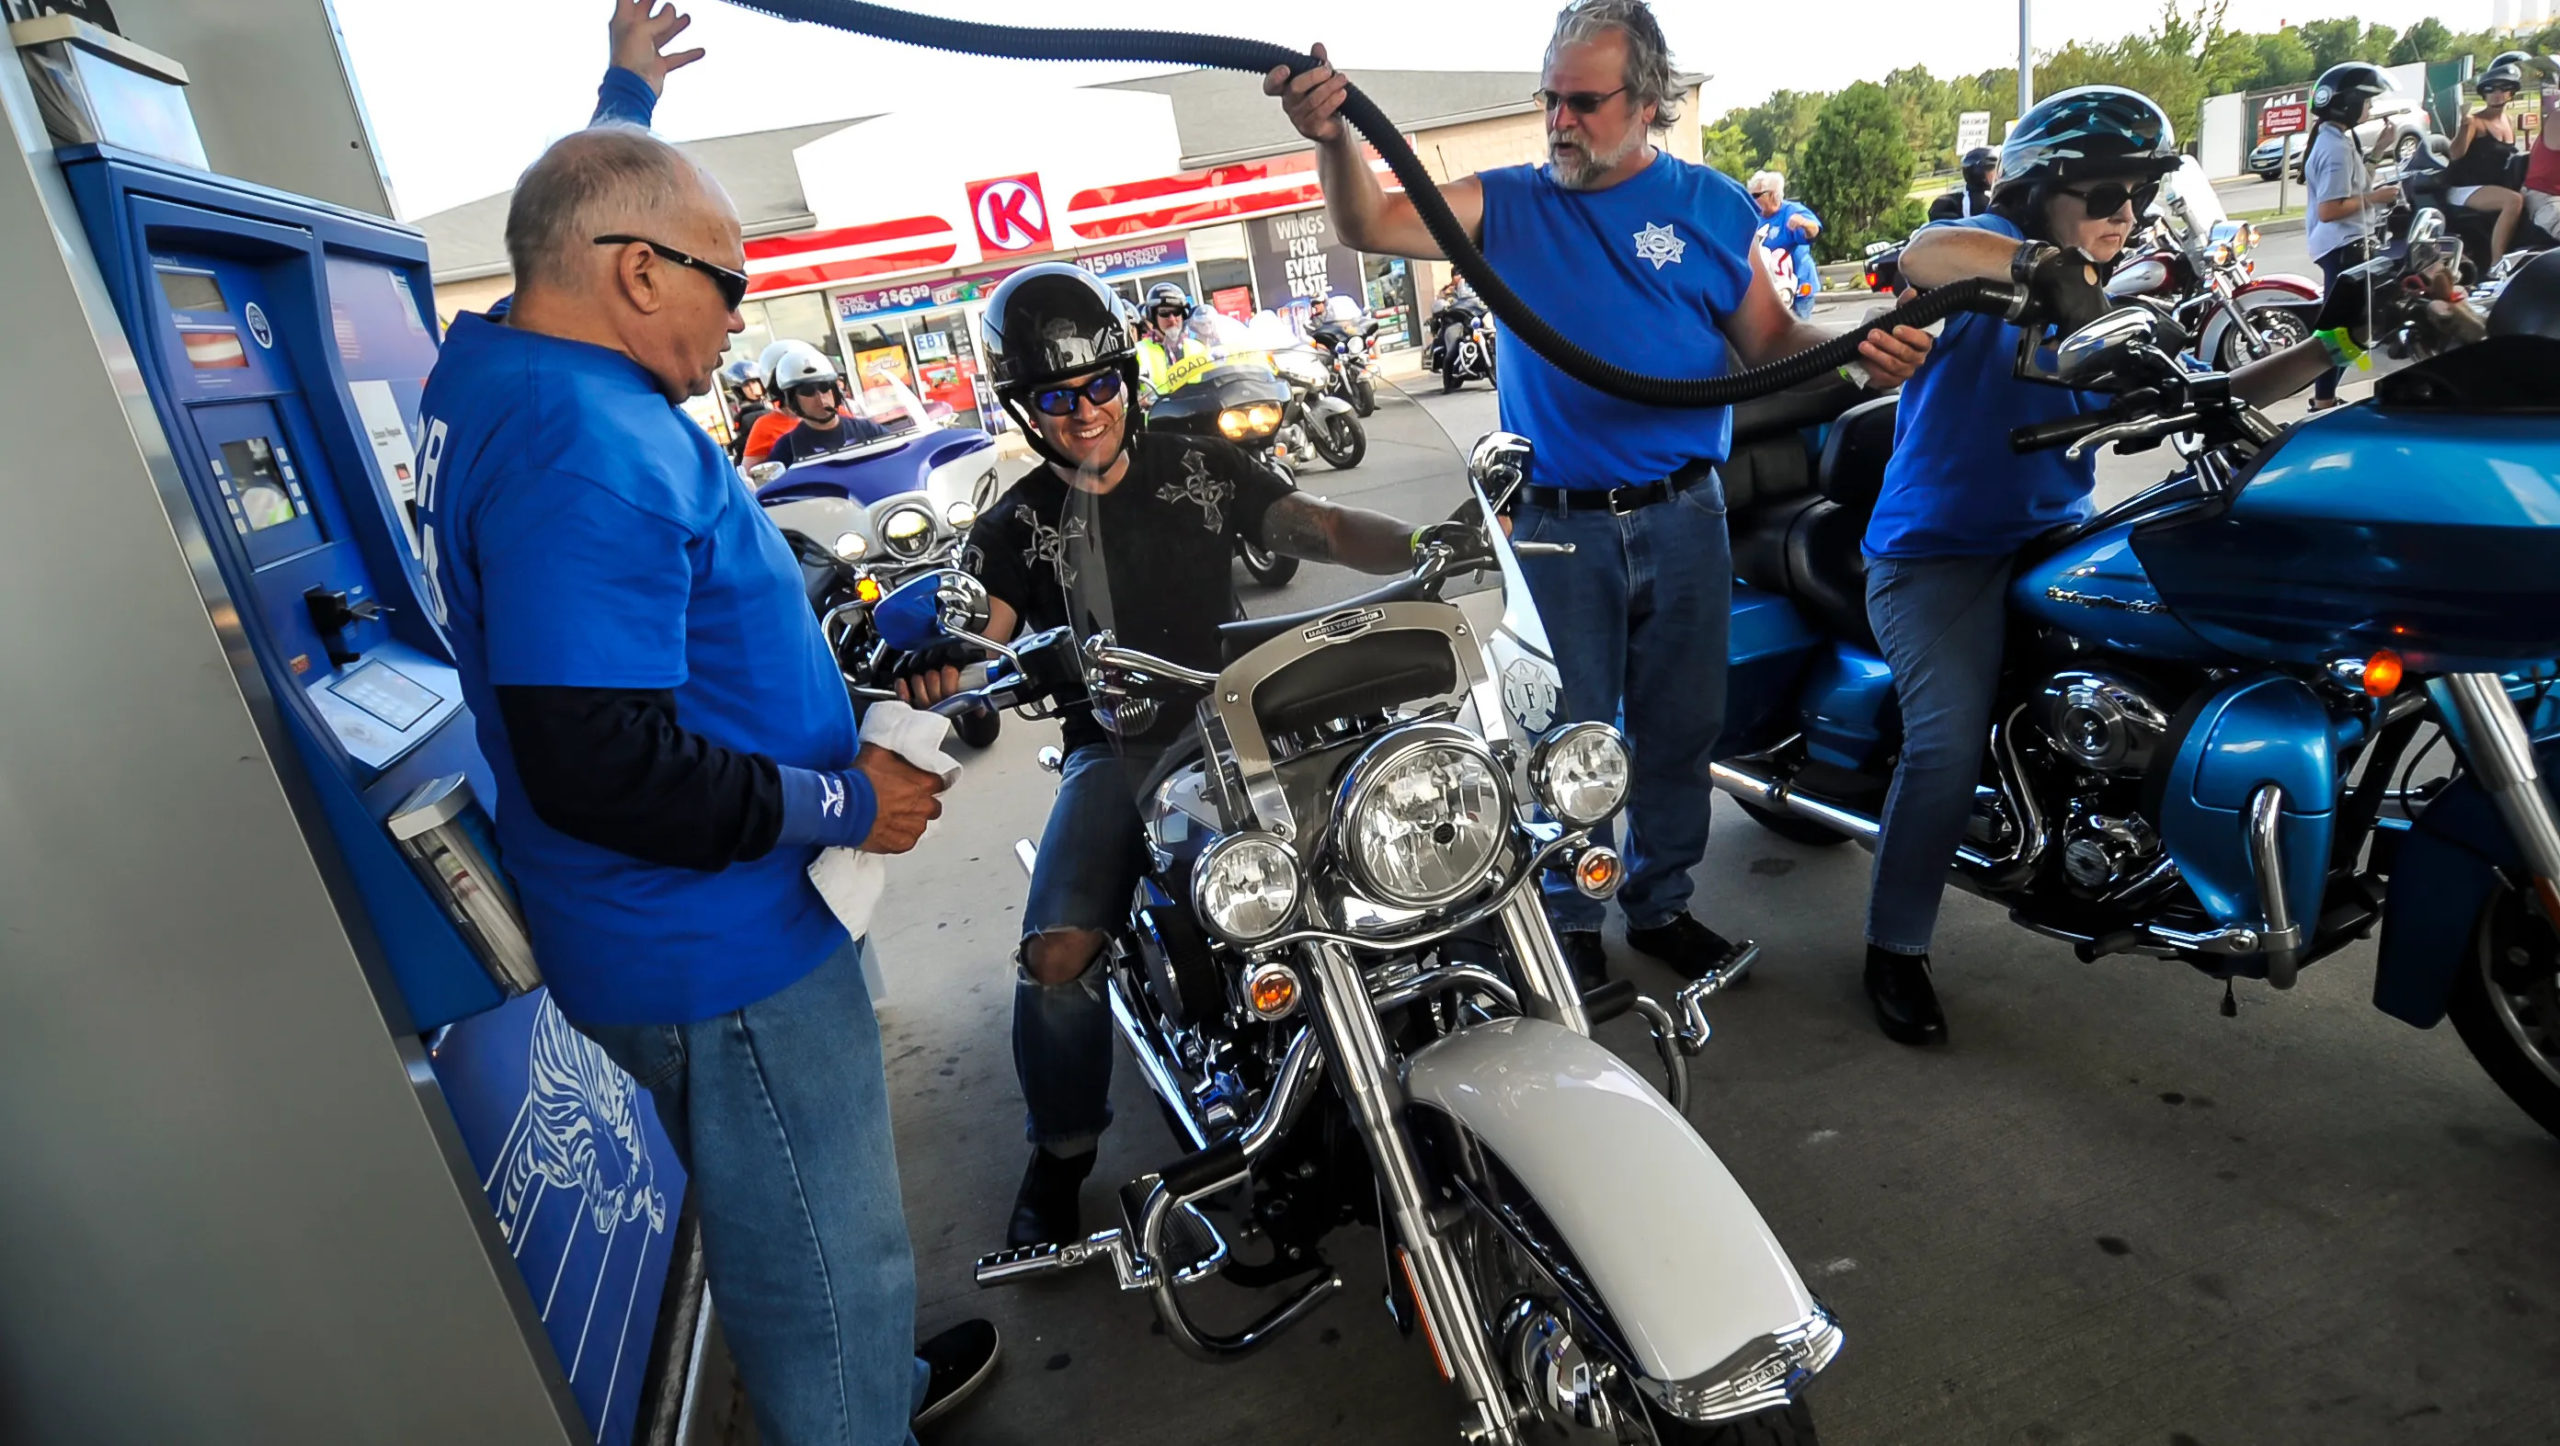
[2010,405,2133,455]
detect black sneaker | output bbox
[1863,945,1947,1046]
[1006,1146,1095,1249]
[1559,930,1608,991]
[913,1319,1000,1428]
[1625,913,1757,986]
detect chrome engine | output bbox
[2038,670,2173,776]
[2059,809,2163,894]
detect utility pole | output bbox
[2018,0,2034,113]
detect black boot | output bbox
[1864,945,1946,1046]
[1625,913,1758,986]
[1558,931,1608,991]
[1007,1146,1096,1248]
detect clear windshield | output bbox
[2156,157,2231,253]
[835,369,939,442]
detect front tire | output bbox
[2447,882,2560,1140]
[2216,306,2311,370]
[2395,132,2422,170]
[1738,798,1850,847]
[1351,373,1376,416]
[1313,413,1366,469]
[1238,537,1299,586]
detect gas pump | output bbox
[34,27,692,1446]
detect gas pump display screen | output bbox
[157,269,227,314]
[219,438,300,531]
[183,329,249,371]
[327,658,439,731]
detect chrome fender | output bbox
[1309,393,1356,423]
[1403,1016,1831,1388]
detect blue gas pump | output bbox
[62,144,687,1446]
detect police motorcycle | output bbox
[1309,292,1382,416]
[1708,223,2560,1141]
[1426,287,1497,391]
[751,375,1008,746]
[1141,341,1315,587]
[874,385,1840,1445]
[2103,157,2320,371]
[1272,342,1370,471]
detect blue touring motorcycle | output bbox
[750,378,1008,746]
[1664,250,2560,1138]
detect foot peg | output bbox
[1692,938,1760,996]
[973,1197,1228,1292]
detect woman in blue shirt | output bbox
[1855,87,2342,1046]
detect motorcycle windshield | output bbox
[2158,157,2230,251]
[1050,367,1556,866]
[835,371,939,448]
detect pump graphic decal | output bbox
[244,302,273,349]
[435,990,685,1446]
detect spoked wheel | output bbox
[1238,536,1299,586]
[2396,132,2423,170]
[2217,308,2311,370]
[2448,881,2560,1139]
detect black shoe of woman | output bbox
[1864,946,1947,1046]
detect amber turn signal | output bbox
[1244,962,1301,1021]
[1573,846,1624,899]
[855,575,883,604]
[2363,648,2404,698]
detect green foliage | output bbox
[2391,17,2453,67]
[1700,120,1756,183]
[2299,19,2362,71]
[1794,83,1915,262]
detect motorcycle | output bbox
[1706,222,2560,1141]
[2103,158,2320,371]
[1272,345,1370,471]
[1143,350,1315,587]
[1308,310,1380,416]
[871,386,1841,1445]
[1426,299,1497,391]
[2397,134,2560,286]
[1858,240,1903,295]
[750,376,1007,748]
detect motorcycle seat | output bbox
[1726,390,1894,650]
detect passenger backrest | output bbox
[1816,394,1900,515]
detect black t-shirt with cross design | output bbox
[966,433,1289,753]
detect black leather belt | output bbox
[1521,461,1715,515]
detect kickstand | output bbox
[2220,979,2239,1018]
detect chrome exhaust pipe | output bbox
[1709,758,1880,843]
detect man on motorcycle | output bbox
[718,358,769,463]
[1854,85,2413,1046]
[1928,146,2000,222]
[1134,281,1206,394]
[762,342,888,468]
[896,264,1473,1249]
[1267,0,1929,985]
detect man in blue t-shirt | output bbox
[1747,170,1824,318]
[420,16,997,1437]
[1268,0,1928,987]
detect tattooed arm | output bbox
[1258,492,1417,575]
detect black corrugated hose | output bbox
[719,0,2026,408]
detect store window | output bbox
[1363,254,1420,350]
[906,307,983,430]
[1195,257,1255,323]
[725,291,845,377]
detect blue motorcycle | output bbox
[750,381,1008,745]
[1666,259,2560,1136]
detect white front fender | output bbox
[1403,1016,1830,1388]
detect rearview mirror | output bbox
[2054,306,2184,387]
[1467,431,1534,511]
[871,569,992,653]
[745,461,784,486]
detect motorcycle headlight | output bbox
[880,505,933,558]
[832,531,869,561]
[1339,728,1510,909]
[1193,833,1301,944]
[1528,722,1631,830]
[1248,402,1283,432]
[1218,408,1251,440]
[944,500,978,530]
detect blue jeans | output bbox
[1515,477,1732,933]
[1791,289,1818,319]
[1864,553,2015,955]
[580,939,928,1446]
[1015,743,1148,1149]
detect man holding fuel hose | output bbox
[1268,0,1932,987]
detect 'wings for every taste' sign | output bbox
[1249,209,1363,312]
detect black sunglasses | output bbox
[593,234,751,310]
[1030,371,1125,417]
[1534,85,1628,116]
[788,380,839,400]
[2056,181,2160,220]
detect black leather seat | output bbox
[1727,391,1898,650]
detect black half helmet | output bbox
[2490,50,2535,75]
[2312,62,2391,125]
[1961,145,1999,179]
[1994,87,2179,204]
[2478,63,2527,96]
[982,263,1137,395]
[1143,280,1192,314]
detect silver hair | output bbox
[504,125,717,291]
[1747,170,1785,197]
[1547,0,1682,132]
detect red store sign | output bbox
[967,173,1055,255]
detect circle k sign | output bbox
[967,174,1054,256]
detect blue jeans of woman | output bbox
[581,939,928,1446]
[1864,553,2016,955]
[1514,477,1732,934]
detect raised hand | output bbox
[611,0,706,97]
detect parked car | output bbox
[2250,92,2432,181]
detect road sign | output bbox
[965,173,1053,257]
[2259,93,2307,138]
[1956,111,1991,153]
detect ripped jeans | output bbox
[1014,743,1150,1149]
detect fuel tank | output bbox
[2011,521,2218,659]
[2132,407,2560,672]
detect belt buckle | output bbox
[1607,485,1640,516]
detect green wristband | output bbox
[2315,326,2369,372]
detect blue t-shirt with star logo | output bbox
[1476,150,1759,488]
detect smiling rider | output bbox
[898,263,1483,1250]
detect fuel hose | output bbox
[718,0,2029,408]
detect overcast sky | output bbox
[339,0,2493,220]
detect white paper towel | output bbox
[808,702,964,942]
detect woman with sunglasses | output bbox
[1848,86,2350,1045]
[2446,63,2531,271]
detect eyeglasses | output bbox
[788,380,839,400]
[1029,371,1125,417]
[1534,85,1628,117]
[592,234,751,310]
[2056,180,2160,220]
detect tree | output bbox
[1737,90,1826,174]
[2301,18,2361,72]
[2391,17,2451,66]
[1794,82,1914,262]
[1700,120,1755,183]
[2361,24,2400,63]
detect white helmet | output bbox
[767,340,838,393]
[1323,293,1363,324]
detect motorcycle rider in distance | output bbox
[1928,146,2000,222]
[739,338,808,464]
[2517,51,2560,244]
[895,264,1476,1249]
[718,357,769,464]
[1859,85,2404,1046]
[762,342,888,468]
[2447,62,2530,271]
[2302,61,2400,412]
[1134,281,1207,396]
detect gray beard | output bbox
[1549,130,1647,190]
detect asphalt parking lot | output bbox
[863,331,2560,1446]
